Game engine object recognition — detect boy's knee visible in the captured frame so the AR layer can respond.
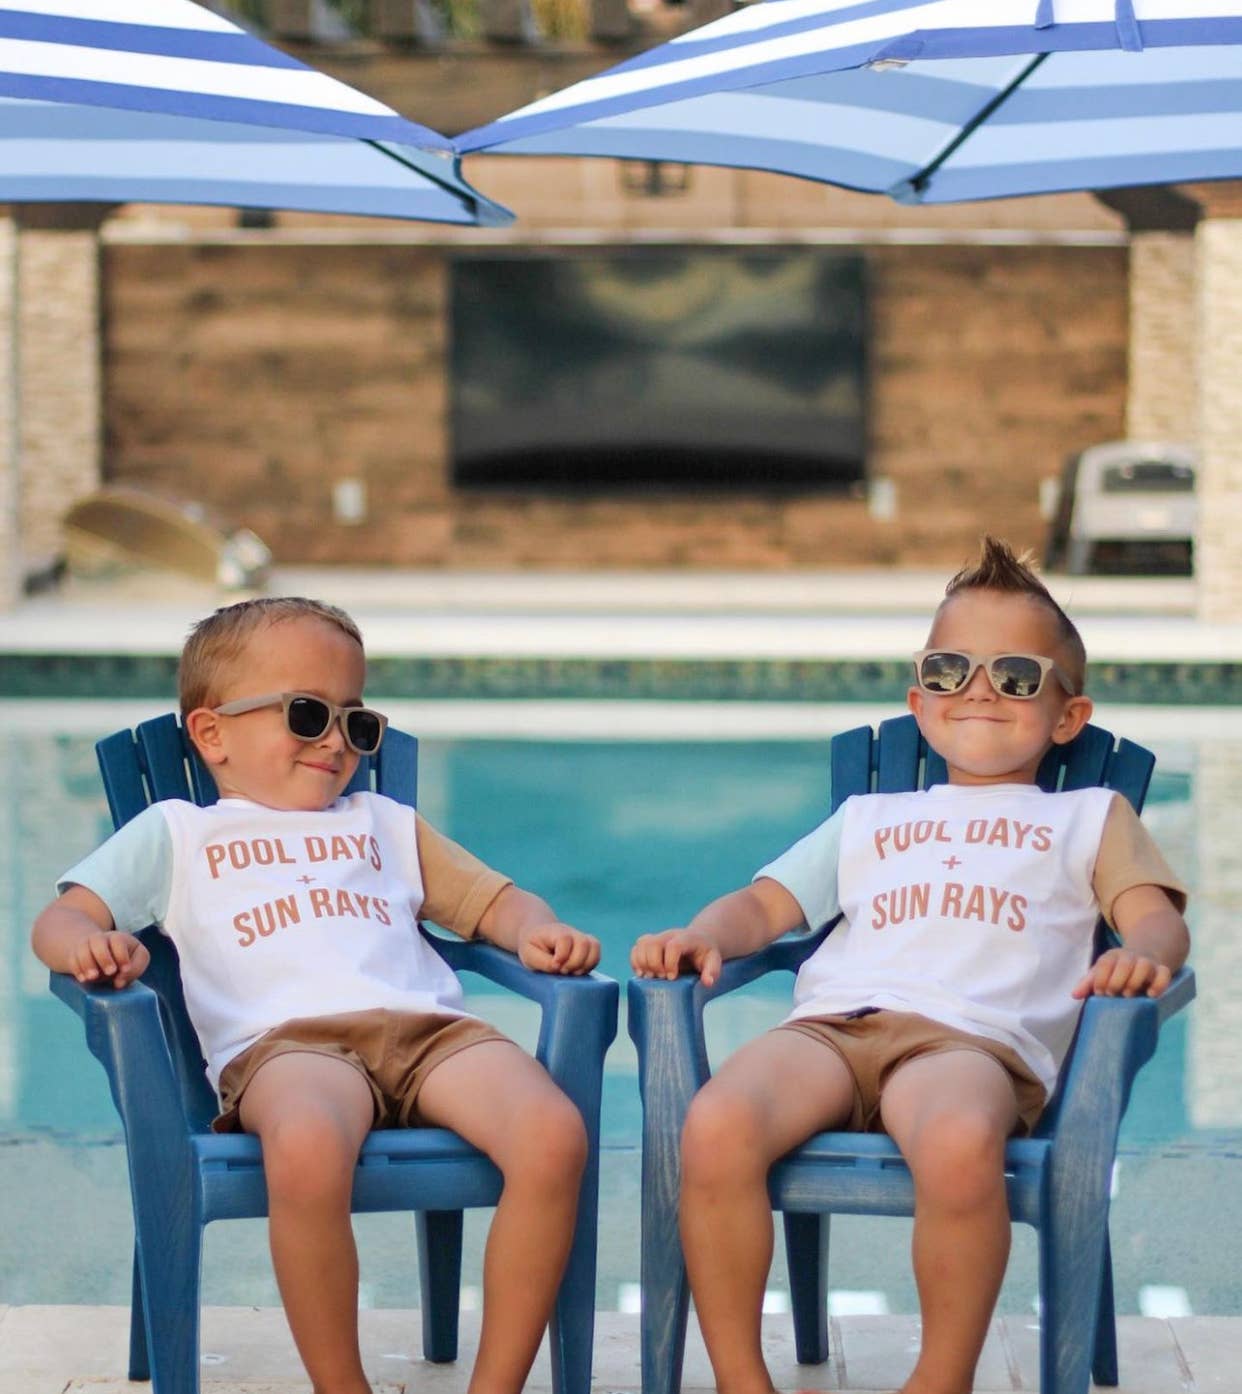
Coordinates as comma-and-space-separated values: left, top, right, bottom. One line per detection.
502, 1091, 587, 1184
681, 1089, 767, 1188
907, 1112, 1008, 1208
260, 1113, 361, 1205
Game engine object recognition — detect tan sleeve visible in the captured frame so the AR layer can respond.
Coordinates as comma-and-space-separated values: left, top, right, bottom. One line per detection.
415, 812, 513, 940
1092, 793, 1188, 926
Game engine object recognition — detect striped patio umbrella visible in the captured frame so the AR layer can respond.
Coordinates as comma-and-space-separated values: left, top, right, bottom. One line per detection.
457, 0, 1242, 204
0, 0, 510, 224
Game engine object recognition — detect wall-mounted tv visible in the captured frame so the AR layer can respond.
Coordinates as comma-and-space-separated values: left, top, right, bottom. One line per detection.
449, 248, 867, 492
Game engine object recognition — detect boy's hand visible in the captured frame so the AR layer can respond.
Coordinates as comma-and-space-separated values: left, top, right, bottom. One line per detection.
67, 930, 150, 989
631, 929, 722, 987
1072, 947, 1173, 1000
516, 923, 601, 975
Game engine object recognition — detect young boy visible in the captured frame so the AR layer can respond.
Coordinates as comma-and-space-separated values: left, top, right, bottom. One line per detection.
32, 596, 600, 1394
631, 538, 1189, 1394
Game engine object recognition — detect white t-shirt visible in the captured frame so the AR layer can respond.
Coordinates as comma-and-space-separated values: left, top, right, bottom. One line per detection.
60, 793, 471, 1089
756, 784, 1181, 1094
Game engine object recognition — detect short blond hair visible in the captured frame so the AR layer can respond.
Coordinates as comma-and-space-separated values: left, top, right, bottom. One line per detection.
940, 536, 1087, 694
178, 597, 363, 716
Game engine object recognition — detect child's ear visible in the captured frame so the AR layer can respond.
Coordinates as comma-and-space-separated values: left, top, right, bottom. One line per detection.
184, 707, 227, 766
1051, 694, 1094, 746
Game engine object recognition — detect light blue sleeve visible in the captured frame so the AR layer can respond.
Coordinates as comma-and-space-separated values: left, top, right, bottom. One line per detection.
57, 804, 174, 934
752, 803, 847, 932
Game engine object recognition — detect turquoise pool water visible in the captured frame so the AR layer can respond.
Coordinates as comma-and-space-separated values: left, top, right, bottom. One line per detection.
2, 716, 1237, 1317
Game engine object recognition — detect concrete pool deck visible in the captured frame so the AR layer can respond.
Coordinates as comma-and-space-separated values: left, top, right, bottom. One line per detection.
0, 568, 1225, 663
3, 567, 1242, 711
3, 1305, 1241, 1394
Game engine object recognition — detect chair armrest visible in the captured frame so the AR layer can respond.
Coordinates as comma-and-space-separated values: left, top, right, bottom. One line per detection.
426, 933, 619, 1126
1044, 966, 1195, 1224
48, 971, 194, 1152
708, 922, 835, 1003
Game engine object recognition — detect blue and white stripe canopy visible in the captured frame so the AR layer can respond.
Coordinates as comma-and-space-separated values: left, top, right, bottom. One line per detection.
0, 1, 511, 224
459, 0, 1242, 204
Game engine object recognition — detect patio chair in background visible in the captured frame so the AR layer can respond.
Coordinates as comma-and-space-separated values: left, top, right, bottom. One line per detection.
48, 714, 618, 1394
628, 714, 1195, 1394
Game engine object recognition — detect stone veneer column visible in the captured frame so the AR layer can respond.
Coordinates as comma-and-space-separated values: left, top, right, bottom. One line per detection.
14, 212, 103, 587
1192, 185, 1242, 620
1126, 232, 1197, 442
0, 214, 17, 609
1192, 741, 1242, 1129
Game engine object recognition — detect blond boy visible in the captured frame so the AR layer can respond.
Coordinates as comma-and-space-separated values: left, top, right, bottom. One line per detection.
33, 597, 599, 1394
632, 539, 1189, 1394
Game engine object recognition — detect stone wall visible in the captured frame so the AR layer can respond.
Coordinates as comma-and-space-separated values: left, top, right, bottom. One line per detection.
101, 236, 1131, 568
101, 234, 1128, 570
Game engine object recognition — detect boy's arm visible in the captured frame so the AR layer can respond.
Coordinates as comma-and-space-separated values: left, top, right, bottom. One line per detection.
1072, 884, 1190, 1000
475, 884, 601, 975
31, 885, 151, 988
631, 877, 806, 988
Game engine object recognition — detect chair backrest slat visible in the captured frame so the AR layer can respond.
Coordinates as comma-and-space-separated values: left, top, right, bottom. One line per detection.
375, 729, 419, 809
135, 717, 196, 805
875, 716, 923, 794
96, 715, 422, 1131
829, 726, 874, 813
1103, 737, 1155, 812
96, 729, 150, 829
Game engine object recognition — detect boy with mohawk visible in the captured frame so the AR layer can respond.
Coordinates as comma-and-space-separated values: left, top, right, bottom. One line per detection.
633, 538, 1189, 1394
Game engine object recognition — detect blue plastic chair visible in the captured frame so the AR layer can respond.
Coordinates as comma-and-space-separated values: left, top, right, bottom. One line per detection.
49, 713, 619, 1394
629, 716, 1195, 1394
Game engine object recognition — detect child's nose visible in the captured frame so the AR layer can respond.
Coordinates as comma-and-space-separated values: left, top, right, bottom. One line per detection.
319, 718, 348, 749
962, 664, 996, 698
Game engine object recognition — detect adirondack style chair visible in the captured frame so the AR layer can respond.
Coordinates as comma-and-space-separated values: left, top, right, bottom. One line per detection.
48, 714, 619, 1394
628, 715, 1195, 1394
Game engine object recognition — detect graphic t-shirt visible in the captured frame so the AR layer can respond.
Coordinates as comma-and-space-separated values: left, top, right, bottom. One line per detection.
755, 784, 1185, 1094
59, 793, 509, 1089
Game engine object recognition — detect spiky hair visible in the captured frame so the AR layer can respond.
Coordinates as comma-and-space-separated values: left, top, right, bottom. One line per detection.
941, 536, 1086, 694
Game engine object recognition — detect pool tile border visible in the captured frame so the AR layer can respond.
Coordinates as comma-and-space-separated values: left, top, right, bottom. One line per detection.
2, 653, 1240, 704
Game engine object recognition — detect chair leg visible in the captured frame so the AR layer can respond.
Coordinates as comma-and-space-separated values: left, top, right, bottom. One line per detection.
1038, 1214, 1106, 1394
416, 1210, 463, 1363
134, 1200, 203, 1394
547, 1161, 600, 1394
783, 1212, 830, 1365
129, 1243, 150, 1381
1092, 1230, 1119, 1387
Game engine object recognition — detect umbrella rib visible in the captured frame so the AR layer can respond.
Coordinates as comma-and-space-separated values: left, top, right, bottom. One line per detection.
366, 138, 513, 224
891, 51, 1049, 203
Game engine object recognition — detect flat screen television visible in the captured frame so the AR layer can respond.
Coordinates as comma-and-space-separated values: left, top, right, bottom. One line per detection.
449, 248, 867, 492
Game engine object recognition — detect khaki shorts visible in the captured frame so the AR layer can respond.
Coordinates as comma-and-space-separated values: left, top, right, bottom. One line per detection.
213, 1008, 511, 1133
776, 1008, 1047, 1137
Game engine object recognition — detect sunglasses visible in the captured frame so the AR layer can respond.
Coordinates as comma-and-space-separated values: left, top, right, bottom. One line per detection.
913, 650, 1074, 701
213, 691, 388, 755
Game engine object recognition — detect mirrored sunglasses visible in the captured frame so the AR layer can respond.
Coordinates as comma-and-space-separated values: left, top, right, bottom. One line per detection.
213, 691, 388, 755
913, 650, 1073, 701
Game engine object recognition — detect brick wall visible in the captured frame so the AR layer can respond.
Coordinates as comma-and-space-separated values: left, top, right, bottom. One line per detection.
102, 238, 1128, 570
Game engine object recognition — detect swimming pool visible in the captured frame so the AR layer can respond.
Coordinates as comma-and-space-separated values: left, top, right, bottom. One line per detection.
2, 706, 1237, 1318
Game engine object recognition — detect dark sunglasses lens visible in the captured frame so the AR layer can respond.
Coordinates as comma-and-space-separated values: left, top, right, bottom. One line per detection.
286, 696, 332, 740
920, 652, 970, 693
990, 656, 1044, 697
346, 709, 383, 754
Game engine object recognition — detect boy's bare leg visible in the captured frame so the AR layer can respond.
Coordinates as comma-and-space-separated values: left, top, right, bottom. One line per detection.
679, 1030, 857, 1394
239, 1052, 376, 1394
878, 1051, 1020, 1394
415, 1040, 589, 1394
